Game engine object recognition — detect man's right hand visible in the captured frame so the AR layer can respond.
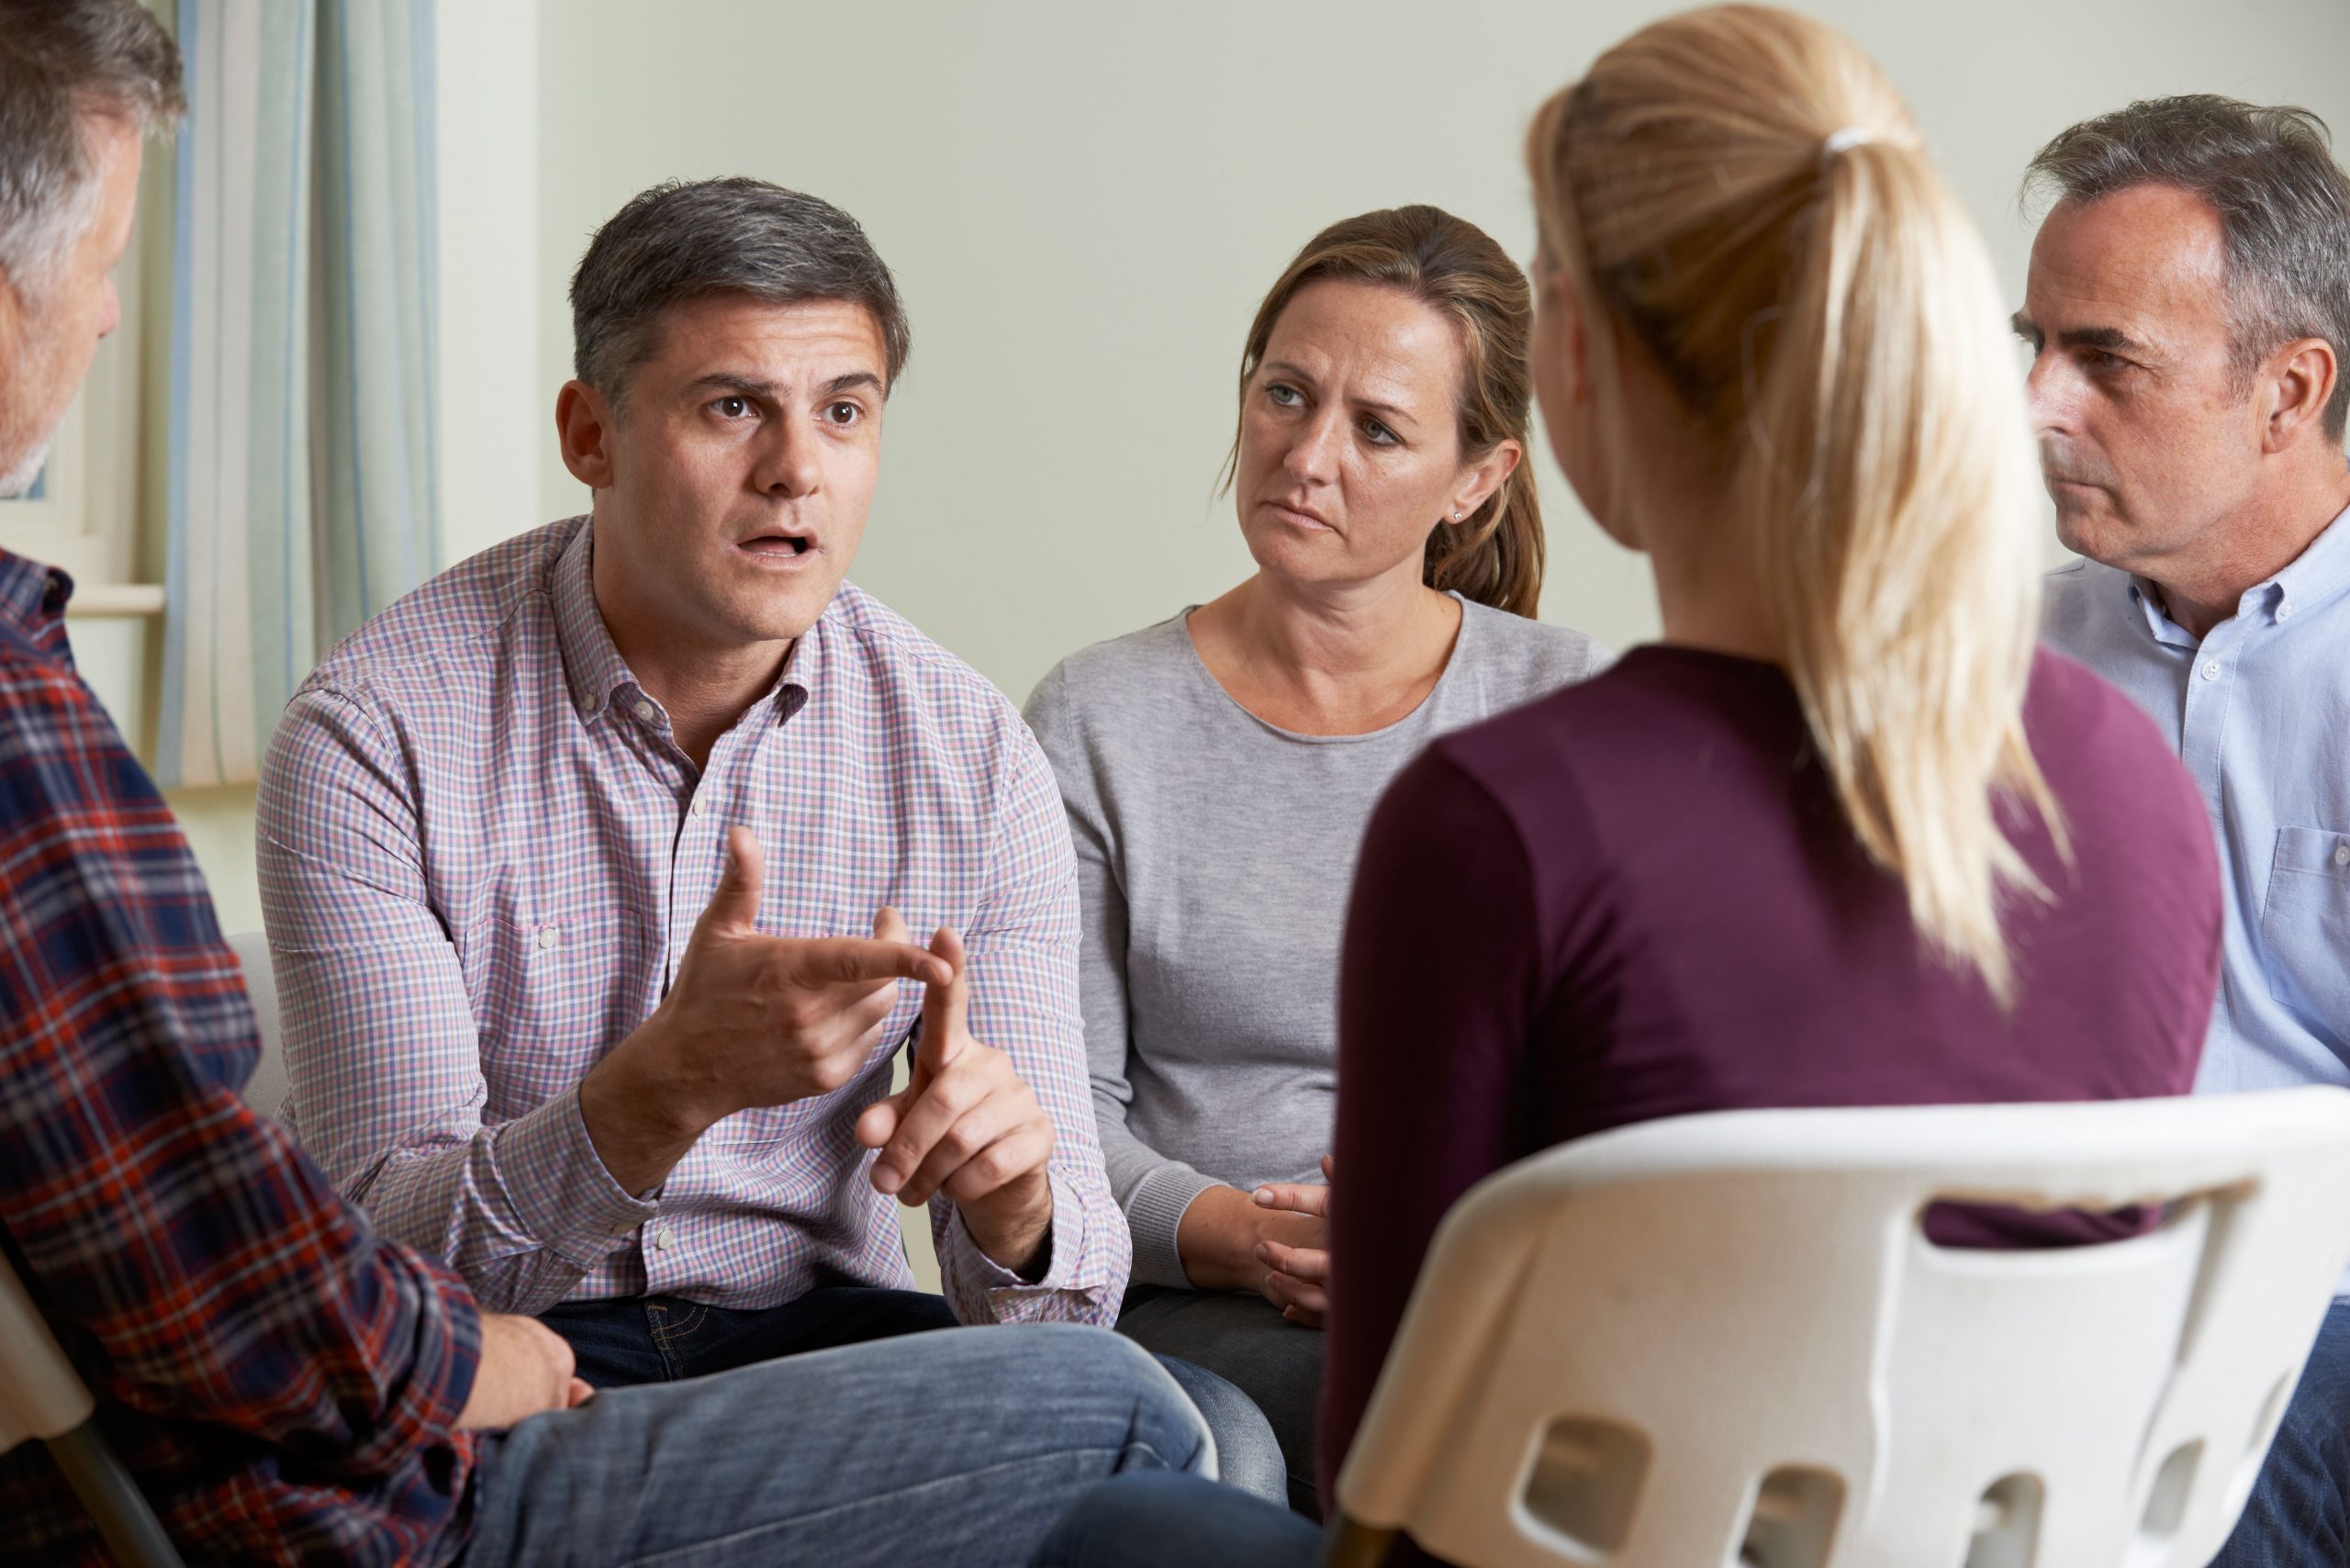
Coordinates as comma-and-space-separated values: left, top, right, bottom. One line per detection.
455, 1314, 594, 1431
578, 826, 953, 1194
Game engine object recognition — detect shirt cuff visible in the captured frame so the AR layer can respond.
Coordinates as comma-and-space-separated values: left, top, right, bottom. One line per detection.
494, 1087, 662, 1269
1125, 1166, 1221, 1290
946, 1166, 1089, 1316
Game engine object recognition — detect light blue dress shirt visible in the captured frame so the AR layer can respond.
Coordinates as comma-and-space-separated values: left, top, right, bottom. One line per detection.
2041, 503, 2350, 1110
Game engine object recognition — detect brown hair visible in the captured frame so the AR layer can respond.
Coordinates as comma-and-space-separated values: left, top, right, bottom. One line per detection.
1527, 5, 2061, 1004
1223, 205, 1546, 617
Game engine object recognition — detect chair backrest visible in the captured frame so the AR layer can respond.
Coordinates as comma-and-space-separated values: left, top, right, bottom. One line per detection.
1333, 1089, 2350, 1568
0, 1249, 95, 1455
223, 931, 287, 1118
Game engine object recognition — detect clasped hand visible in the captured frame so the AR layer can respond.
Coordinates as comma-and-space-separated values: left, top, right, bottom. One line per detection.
1250, 1153, 1334, 1327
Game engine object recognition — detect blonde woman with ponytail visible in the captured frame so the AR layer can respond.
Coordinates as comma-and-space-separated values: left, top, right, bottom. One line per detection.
1025, 10, 2223, 1565
1024, 205, 1606, 1517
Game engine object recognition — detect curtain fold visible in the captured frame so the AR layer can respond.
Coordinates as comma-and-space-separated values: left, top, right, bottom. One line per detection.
161, 0, 438, 790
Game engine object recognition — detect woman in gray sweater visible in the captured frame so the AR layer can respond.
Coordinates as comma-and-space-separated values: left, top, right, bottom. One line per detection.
1024, 206, 1605, 1515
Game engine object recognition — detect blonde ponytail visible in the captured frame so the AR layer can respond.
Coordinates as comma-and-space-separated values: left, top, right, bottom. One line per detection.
1528, 5, 2064, 1003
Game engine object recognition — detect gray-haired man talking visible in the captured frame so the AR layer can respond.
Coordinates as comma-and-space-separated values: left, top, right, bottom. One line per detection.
2020, 96, 2350, 1564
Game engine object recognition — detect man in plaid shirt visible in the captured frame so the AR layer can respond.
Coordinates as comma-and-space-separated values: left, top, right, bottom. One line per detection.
0, 5, 1212, 1562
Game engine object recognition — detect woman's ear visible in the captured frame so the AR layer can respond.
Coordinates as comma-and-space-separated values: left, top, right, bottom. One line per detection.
1450, 440, 1524, 521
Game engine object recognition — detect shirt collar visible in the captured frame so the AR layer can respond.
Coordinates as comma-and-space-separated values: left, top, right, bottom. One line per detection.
2266, 500, 2350, 625
551, 518, 816, 727
2116, 499, 2350, 644
0, 548, 74, 659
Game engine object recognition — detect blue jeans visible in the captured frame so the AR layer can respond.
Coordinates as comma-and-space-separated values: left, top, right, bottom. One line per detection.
541, 1286, 1290, 1505
1029, 1471, 1323, 1568
1120, 1284, 1326, 1516
2215, 1298, 2350, 1566
460, 1324, 1213, 1567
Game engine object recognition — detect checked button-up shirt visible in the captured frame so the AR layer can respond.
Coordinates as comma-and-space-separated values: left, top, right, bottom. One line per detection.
0, 548, 481, 1565
257, 516, 1128, 1323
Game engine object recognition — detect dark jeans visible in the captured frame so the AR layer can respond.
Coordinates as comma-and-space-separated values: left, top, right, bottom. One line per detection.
2214, 1298, 2350, 1566
1029, 1471, 1322, 1568
1120, 1283, 1326, 1517
542, 1285, 959, 1384
542, 1286, 1290, 1505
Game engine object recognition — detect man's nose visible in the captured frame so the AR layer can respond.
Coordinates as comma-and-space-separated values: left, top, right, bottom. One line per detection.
755, 414, 822, 498
2022, 350, 2079, 442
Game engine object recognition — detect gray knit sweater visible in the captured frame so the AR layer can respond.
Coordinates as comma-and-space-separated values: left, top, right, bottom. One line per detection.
1023, 599, 1606, 1288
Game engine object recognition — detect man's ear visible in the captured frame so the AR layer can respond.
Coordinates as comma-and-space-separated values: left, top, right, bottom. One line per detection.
555, 379, 618, 489
2263, 335, 2340, 455
0, 263, 25, 369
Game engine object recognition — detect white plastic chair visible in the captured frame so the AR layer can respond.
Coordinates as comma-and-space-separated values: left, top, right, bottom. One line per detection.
1326, 1088, 2350, 1568
0, 1251, 185, 1566
224, 930, 287, 1117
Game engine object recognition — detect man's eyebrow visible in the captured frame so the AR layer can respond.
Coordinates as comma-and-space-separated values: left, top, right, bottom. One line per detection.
820, 371, 883, 398
2010, 313, 2152, 357
2054, 324, 2151, 355
1261, 359, 1419, 427
686, 372, 777, 400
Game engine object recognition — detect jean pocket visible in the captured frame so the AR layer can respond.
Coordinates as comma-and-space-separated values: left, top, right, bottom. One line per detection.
2259, 826, 2350, 1044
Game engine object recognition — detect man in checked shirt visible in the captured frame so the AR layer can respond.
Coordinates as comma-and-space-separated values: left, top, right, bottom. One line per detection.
252, 176, 1281, 1487
0, 5, 1216, 1562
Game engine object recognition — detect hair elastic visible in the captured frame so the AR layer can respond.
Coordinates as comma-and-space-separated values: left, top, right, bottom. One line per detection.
1822, 126, 1873, 159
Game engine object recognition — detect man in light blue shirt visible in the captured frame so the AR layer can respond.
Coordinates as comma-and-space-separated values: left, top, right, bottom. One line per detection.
2020, 96, 2350, 1565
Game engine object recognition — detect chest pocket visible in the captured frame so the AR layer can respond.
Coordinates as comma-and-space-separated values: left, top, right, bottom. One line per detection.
465, 903, 648, 1114
2259, 826, 2350, 1047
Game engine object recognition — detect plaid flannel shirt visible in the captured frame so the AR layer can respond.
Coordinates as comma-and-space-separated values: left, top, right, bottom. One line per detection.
255, 517, 1129, 1322
0, 548, 482, 1566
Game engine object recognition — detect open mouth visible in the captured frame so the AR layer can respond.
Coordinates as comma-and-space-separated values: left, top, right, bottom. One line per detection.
737, 532, 814, 559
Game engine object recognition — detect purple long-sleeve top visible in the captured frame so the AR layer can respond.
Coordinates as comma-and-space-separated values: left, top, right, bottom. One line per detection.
1321, 644, 2223, 1506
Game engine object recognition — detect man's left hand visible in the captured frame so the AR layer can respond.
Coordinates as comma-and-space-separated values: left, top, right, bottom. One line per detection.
855, 927, 1056, 1279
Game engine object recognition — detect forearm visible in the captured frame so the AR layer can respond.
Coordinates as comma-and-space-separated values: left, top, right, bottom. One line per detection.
940, 1160, 1129, 1326
1171, 1182, 1273, 1293
576, 1013, 717, 1196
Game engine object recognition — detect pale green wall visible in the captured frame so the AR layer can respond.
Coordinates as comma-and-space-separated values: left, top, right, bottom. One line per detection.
534, 0, 2350, 708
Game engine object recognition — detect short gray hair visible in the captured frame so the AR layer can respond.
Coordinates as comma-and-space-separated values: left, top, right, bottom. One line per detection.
569, 178, 911, 414
2026, 95, 2350, 443
0, 0, 182, 293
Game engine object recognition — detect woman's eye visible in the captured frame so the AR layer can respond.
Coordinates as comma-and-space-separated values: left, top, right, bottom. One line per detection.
1267, 383, 1302, 408
1362, 418, 1398, 446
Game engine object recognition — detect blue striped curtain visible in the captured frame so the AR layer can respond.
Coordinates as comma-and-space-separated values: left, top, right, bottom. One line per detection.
160, 0, 438, 789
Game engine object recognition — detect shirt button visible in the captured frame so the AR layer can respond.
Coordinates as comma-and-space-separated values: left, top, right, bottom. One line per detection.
2279, 603, 2297, 622
651, 1224, 671, 1251
537, 924, 561, 950
2335, 844, 2349, 869
692, 796, 708, 817
2201, 661, 2221, 681
633, 699, 657, 722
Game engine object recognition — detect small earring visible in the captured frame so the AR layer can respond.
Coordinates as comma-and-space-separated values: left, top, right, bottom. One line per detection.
1451, 510, 1465, 522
